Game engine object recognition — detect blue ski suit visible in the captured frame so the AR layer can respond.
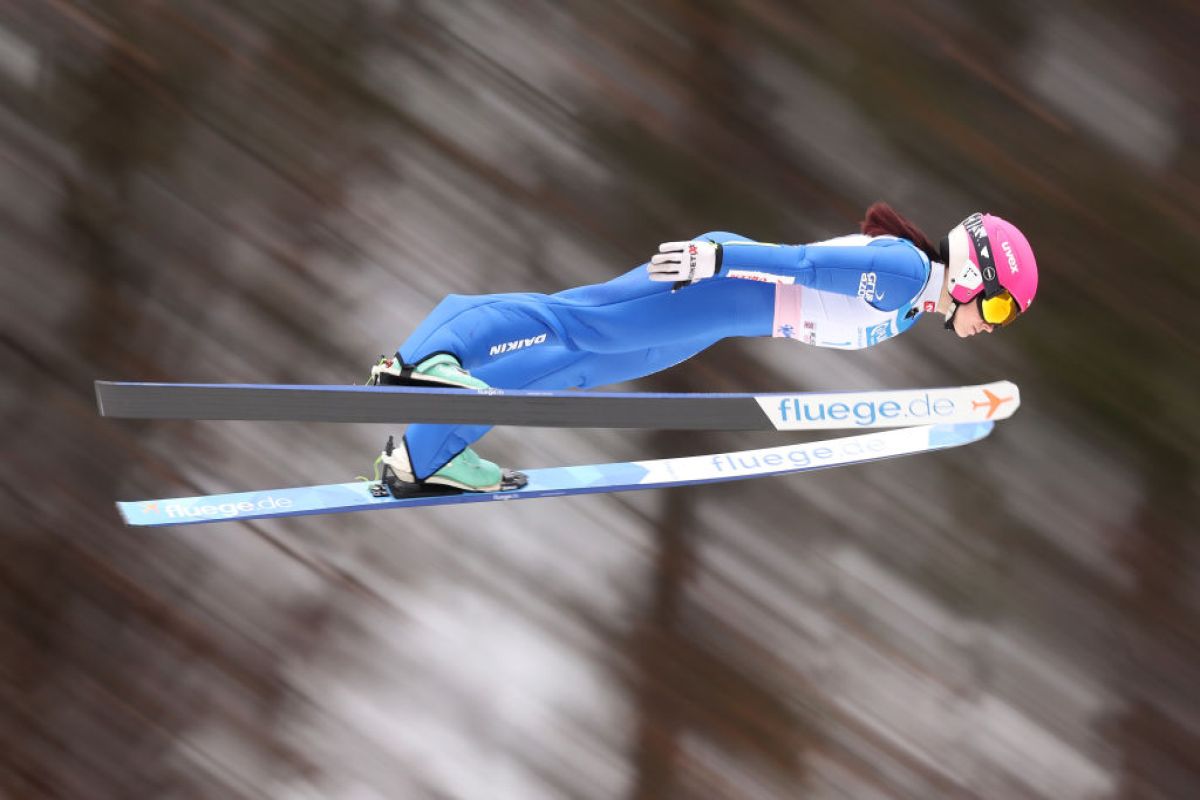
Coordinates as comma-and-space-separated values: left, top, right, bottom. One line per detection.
397, 231, 939, 478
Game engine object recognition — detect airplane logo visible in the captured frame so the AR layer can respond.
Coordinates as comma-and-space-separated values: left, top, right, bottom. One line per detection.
972, 388, 1014, 419
142, 502, 159, 513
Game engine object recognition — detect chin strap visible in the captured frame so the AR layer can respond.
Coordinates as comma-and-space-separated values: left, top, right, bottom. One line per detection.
943, 300, 959, 331
934, 249, 959, 332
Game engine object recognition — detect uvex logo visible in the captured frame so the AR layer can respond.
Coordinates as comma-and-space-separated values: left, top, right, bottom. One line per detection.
1001, 240, 1019, 273
489, 333, 547, 356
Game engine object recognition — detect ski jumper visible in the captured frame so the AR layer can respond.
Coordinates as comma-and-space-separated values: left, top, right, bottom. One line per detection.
397, 232, 944, 478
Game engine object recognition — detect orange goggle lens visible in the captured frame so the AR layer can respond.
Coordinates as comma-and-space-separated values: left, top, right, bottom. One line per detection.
979, 291, 1019, 326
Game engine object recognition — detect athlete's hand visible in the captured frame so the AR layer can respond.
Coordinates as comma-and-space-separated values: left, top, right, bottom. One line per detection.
648, 240, 723, 284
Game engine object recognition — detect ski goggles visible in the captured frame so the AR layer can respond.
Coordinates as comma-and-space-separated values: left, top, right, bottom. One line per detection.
978, 290, 1020, 326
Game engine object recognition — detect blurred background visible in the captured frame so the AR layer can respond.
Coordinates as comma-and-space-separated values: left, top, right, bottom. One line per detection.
2, 1, 1198, 798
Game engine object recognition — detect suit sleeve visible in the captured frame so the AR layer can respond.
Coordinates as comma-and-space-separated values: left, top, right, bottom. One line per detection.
710, 236, 930, 312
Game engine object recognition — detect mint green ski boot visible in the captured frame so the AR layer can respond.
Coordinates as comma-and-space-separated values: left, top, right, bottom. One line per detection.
377, 436, 527, 494
368, 354, 488, 390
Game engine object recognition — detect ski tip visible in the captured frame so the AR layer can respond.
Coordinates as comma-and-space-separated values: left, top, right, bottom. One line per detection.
929, 421, 994, 448
976, 381, 1020, 421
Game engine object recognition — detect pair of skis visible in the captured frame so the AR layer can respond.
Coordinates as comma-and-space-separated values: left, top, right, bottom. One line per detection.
96, 379, 1020, 527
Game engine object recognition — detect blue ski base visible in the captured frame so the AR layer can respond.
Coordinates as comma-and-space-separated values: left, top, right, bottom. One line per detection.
118, 423, 993, 527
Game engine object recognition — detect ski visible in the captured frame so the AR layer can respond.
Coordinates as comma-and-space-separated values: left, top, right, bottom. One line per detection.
117, 422, 992, 527
95, 379, 1019, 431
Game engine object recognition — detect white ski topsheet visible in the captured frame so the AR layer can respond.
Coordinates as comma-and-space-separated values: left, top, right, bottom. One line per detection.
757, 380, 1019, 429
118, 422, 993, 527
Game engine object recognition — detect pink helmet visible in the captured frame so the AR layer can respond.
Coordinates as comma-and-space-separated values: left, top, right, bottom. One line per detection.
942, 213, 1038, 325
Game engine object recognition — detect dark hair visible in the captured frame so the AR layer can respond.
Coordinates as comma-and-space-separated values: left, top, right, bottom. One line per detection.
860, 202, 942, 264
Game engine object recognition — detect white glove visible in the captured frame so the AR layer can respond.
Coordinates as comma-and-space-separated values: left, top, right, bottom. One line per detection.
648, 240, 722, 284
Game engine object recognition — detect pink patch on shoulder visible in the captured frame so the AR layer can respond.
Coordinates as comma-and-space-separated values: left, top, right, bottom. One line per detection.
774, 285, 803, 338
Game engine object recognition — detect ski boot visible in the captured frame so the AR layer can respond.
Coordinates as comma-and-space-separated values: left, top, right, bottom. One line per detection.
367, 353, 488, 391
373, 435, 527, 497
